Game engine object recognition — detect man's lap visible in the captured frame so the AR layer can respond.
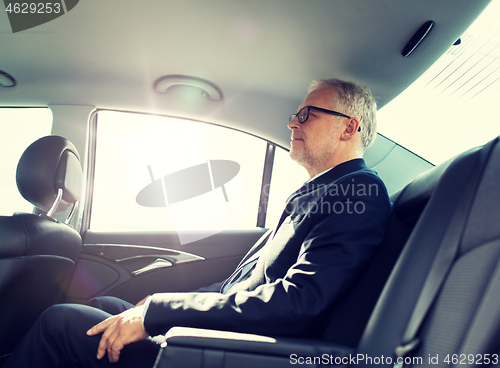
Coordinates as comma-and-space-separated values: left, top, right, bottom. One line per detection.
3, 298, 162, 368
87, 295, 136, 314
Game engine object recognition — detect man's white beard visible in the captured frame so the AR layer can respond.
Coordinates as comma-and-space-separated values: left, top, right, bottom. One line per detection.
290, 139, 335, 171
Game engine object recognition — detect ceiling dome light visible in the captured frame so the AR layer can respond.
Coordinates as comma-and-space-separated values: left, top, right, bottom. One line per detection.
0, 70, 16, 87
154, 75, 223, 101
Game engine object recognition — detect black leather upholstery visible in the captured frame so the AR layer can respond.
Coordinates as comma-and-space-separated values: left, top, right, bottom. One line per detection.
16, 135, 83, 212
0, 135, 83, 356
356, 139, 500, 366
0, 213, 81, 260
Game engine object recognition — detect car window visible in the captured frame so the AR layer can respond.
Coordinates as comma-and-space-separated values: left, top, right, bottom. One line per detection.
90, 111, 268, 238
0, 108, 53, 216
265, 147, 308, 228
379, 0, 500, 165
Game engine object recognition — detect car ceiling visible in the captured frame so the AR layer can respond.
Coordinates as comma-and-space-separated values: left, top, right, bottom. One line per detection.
0, 0, 490, 149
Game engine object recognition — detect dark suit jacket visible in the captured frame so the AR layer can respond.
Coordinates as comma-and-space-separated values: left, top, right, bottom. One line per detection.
144, 158, 392, 338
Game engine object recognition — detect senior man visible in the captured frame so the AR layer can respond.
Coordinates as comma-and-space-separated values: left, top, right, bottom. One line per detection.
3, 79, 392, 368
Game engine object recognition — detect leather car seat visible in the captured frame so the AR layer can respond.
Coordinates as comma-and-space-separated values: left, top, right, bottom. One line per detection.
0, 135, 83, 357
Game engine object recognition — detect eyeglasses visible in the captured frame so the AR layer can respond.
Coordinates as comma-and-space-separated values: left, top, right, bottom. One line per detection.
289, 105, 361, 131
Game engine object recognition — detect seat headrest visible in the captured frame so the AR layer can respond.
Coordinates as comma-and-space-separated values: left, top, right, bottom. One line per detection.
16, 135, 83, 213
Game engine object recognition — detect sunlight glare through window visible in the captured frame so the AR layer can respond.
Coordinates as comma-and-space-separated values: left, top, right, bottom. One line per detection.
378, 0, 500, 165
0, 108, 52, 215
91, 111, 266, 239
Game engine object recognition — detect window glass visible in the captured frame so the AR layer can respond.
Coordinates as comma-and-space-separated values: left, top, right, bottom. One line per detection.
265, 146, 308, 228
0, 108, 53, 215
91, 111, 267, 242
378, 0, 500, 165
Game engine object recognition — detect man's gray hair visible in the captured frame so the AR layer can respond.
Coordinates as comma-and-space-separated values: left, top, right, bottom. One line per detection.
309, 78, 377, 150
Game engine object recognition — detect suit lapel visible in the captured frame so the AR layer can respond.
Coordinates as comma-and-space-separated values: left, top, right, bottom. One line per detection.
221, 159, 368, 293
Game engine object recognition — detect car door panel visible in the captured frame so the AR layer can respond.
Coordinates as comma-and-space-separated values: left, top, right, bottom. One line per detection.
66, 229, 267, 304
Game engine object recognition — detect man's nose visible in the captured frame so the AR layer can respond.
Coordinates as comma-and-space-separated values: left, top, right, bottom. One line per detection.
288, 116, 300, 130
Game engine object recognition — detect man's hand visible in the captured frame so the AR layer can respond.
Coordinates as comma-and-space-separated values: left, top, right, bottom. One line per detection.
135, 295, 151, 307
87, 305, 150, 363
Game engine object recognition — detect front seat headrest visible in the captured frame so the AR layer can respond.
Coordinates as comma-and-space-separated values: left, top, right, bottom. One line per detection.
16, 135, 83, 213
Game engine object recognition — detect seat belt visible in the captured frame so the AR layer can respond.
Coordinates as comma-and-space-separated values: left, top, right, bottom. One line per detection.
393, 138, 498, 367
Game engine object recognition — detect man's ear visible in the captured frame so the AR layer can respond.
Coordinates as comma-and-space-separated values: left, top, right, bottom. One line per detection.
340, 118, 360, 141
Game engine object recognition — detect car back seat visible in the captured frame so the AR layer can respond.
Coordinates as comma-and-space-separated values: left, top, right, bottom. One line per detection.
152, 138, 498, 368
355, 139, 500, 366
